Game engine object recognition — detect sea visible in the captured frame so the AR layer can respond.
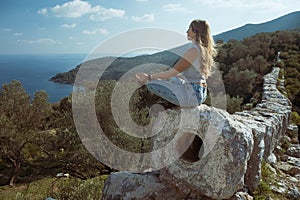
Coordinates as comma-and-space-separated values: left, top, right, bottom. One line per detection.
0, 54, 86, 103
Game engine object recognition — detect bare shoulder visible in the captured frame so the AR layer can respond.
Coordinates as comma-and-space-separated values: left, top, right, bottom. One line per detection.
183, 47, 197, 62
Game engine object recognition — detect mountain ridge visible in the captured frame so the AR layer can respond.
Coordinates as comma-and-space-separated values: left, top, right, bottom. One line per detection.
214, 11, 300, 42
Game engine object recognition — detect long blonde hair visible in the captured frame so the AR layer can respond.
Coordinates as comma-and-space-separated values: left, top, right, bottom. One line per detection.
190, 20, 217, 78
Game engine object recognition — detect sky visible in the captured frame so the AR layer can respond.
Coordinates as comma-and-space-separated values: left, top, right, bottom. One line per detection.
1, 0, 299, 55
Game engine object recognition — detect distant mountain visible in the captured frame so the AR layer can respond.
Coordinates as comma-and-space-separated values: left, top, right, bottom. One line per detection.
214, 11, 300, 42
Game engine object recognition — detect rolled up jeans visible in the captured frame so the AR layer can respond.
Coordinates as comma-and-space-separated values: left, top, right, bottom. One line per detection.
146, 77, 207, 107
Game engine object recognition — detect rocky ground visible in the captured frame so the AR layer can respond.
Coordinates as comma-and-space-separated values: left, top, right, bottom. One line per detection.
226, 125, 299, 200
261, 123, 300, 200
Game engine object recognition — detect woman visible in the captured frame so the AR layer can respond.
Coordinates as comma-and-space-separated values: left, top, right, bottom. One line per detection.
136, 20, 217, 108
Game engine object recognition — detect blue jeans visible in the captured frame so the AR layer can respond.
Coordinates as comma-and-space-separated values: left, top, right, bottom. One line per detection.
146, 77, 207, 107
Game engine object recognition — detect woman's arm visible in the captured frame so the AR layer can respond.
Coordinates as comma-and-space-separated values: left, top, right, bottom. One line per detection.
136, 47, 197, 82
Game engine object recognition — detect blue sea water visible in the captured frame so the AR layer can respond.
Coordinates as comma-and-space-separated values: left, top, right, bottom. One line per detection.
0, 54, 86, 103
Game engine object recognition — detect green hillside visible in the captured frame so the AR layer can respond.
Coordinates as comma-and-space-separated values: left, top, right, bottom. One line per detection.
214, 11, 300, 42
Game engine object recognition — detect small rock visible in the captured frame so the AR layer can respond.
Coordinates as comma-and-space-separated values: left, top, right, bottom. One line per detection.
276, 159, 300, 175
288, 186, 300, 199
286, 145, 300, 158
270, 184, 287, 194
287, 156, 300, 167
267, 153, 277, 164
281, 135, 292, 143
286, 123, 299, 143
56, 173, 64, 177
230, 192, 253, 200
287, 166, 300, 176
291, 138, 299, 144
45, 198, 56, 200
56, 173, 70, 178
288, 176, 299, 183
280, 154, 289, 161
267, 164, 277, 174
276, 161, 293, 172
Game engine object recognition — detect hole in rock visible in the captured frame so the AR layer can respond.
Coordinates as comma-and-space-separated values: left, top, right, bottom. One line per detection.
177, 132, 203, 163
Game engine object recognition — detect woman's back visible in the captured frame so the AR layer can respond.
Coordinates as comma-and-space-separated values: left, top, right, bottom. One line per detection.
179, 43, 205, 83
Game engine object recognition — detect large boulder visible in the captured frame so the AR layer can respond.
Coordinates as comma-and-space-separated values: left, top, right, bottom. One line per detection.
152, 106, 253, 199
102, 105, 254, 200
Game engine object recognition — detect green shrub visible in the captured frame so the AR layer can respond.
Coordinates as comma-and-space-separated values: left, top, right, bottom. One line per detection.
291, 111, 300, 126
49, 176, 107, 200
253, 162, 273, 199
226, 95, 244, 113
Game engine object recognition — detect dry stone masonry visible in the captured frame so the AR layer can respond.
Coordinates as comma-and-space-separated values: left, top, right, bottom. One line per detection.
102, 67, 294, 200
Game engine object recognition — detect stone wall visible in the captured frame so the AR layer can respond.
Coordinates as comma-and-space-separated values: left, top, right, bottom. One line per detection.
102, 67, 292, 200
234, 67, 291, 192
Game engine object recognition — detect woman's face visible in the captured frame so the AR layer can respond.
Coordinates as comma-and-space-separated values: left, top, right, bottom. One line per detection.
186, 25, 196, 41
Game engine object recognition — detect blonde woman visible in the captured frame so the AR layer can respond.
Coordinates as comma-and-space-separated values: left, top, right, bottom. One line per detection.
136, 20, 217, 107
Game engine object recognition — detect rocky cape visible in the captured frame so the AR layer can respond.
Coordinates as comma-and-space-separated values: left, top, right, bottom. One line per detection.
101, 67, 300, 200
49, 51, 182, 84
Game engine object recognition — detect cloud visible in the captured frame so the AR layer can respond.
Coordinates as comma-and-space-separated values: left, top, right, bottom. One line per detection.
90, 7, 125, 21
17, 38, 59, 45
132, 13, 154, 22
13, 33, 23, 36
82, 30, 96, 35
38, 0, 125, 21
61, 23, 77, 28
38, 8, 48, 16
49, 0, 99, 18
82, 28, 109, 35
98, 28, 109, 35
163, 3, 189, 12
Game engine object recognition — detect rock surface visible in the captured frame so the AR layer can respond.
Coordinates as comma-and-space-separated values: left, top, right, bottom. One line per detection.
102, 67, 293, 200
286, 145, 300, 158
101, 172, 180, 200
234, 67, 292, 192
152, 106, 253, 199
230, 192, 253, 200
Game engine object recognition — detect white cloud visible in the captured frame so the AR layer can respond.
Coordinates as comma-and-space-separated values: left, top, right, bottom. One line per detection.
49, 0, 100, 18
82, 30, 96, 35
38, 8, 48, 16
17, 38, 59, 45
13, 33, 23, 36
38, 0, 125, 21
132, 13, 154, 22
61, 23, 77, 28
82, 28, 109, 35
90, 7, 125, 21
163, 3, 189, 12
98, 28, 109, 35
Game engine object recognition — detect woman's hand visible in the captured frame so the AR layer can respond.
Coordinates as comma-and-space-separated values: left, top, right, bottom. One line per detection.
135, 72, 149, 84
